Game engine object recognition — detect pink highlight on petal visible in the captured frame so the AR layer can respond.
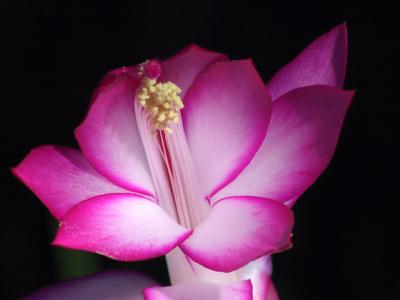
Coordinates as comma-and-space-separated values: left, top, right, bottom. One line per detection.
215, 86, 354, 204
159, 44, 228, 98
267, 23, 348, 100
143, 280, 253, 300
183, 59, 272, 199
180, 196, 294, 272
53, 193, 192, 261
12, 145, 130, 220
75, 73, 155, 196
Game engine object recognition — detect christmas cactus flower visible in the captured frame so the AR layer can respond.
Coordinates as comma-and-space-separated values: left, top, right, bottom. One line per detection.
14, 23, 353, 299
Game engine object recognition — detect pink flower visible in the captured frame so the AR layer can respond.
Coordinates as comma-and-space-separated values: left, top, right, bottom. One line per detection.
14, 23, 353, 299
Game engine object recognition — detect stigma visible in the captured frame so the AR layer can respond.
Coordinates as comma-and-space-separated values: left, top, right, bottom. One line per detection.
137, 60, 184, 134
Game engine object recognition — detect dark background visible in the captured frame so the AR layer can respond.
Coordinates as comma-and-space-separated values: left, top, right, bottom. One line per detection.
1, 1, 398, 299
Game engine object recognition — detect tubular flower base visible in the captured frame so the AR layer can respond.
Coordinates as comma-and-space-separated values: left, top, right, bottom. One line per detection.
14, 23, 353, 299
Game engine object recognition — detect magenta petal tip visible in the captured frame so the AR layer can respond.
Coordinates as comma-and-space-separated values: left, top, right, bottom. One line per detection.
267, 23, 348, 100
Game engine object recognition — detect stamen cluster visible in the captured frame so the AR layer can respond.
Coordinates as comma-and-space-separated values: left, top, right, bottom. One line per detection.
138, 77, 184, 133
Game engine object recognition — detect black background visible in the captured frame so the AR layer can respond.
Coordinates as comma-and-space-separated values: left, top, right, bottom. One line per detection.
1, 1, 398, 299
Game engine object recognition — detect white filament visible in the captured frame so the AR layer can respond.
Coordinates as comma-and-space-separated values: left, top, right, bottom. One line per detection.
134, 100, 208, 229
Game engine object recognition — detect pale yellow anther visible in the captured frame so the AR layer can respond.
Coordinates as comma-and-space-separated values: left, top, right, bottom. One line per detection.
157, 112, 166, 122
137, 76, 184, 133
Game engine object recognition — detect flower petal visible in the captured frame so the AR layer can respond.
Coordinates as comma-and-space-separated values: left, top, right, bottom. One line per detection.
265, 282, 279, 300
246, 265, 279, 300
23, 270, 156, 300
159, 44, 228, 98
183, 60, 272, 198
180, 196, 294, 272
235, 256, 277, 300
143, 280, 253, 300
215, 86, 354, 204
53, 193, 192, 261
97, 66, 137, 90
12, 145, 130, 220
75, 73, 155, 195
267, 23, 348, 100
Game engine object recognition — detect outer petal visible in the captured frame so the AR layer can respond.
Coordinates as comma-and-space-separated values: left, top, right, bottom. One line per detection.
180, 196, 294, 272
23, 270, 156, 300
159, 44, 228, 98
183, 60, 272, 198
143, 280, 252, 300
215, 86, 354, 204
53, 194, 192, 261
75, 73, 155, 195
97, 66, 138, 90
267, 23, 348, 100
86, 66, 139, 109
12, 145, 129, 220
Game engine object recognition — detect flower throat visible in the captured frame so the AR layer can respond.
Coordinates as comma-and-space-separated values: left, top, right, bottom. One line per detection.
134, 60, 209, 229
